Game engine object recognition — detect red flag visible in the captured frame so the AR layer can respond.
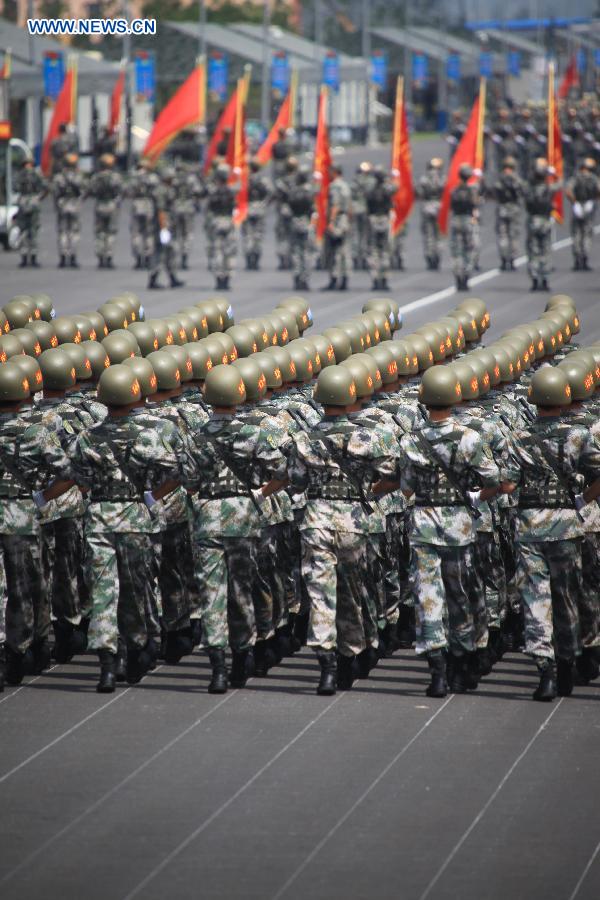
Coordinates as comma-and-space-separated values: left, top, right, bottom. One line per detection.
41, 63, 77, 176
558, 55, 579, 100
0, 49, 11, 80
548, 62, 564, 223
203, 87, 238, 174
313, 86, 331, 242
390, 77, 414, 235
109, 66, 126, 135
232, 77, 249, 226
143, 60, 205, 162
437, 80, 486, 235
255, 84, 294, 167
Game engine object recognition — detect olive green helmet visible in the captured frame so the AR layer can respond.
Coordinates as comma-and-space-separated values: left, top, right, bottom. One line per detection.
565, 349, 598, 379
488, 344, 515, 383
25, 320, 59, 351
3, 299, 32, 329
546, 294, 576, 312
438, 317, 463, 355
464, 355, 491, 395
239, 319, 270, 351
122, 356, 158, 397
369, 309, 393, 342
268, 313, 290, 346
416, 325, 448, 363
531, 320, 557, 357
419, 366, 462, 407
455, 298, 488, 333
183, 342, 213, 381
163, 316, 187, 346
39, 348, 77, 391
97, 364, 143, 407
8, 354, 43, 393
469, 348, 501, 387
310, 334, 336, 368
336, 321, 364, 354
366, 344, 398, 385
53, 316, 81, 346
146, 351, 181, 391
448, 307, 480, 343
0, 334, 25, 360
340, 356, 375, 398
557, 359, 595, 402
175, 313, 199, 343
277, 297, 313, 332
71, 314, 96, 342
204, 365, 246, 406
263, 345, 296, 383
98, 303, 129, 333
358, 312, 379, 346
257, 317, 278, 347
314, 366, 357, 408
287, 342, 314, 383
201, 335, 229, 368
226, 325, 258, 358
11, 295, 41, 322
322, 328, 352, 363
179, 307, 209, 339
162, 344, 194, 382
82, 310, 108, 339
254, 352, 283, 390
102, 331, 139, 363
29, 293, 56, 322
381, 338, 416, 376
0, 362, 31, 402
211, 332, 238, 364
81, 340, 111, 380
147, 319, 174, 348
528, 367, 572, 407
128, 322, 160, 356
274, 308, 300, 342
232, 357, 267, 401
10, 328, 42, 358
363, 298, 401, 333
350, 352, 383, 391
275, 301, 304, 334
450, 360, 480, 400
61, 343, 93, 381
405, 334, 434, 372
196, 302, 224, 333
208, 297, 234, 329
109, 296, 136, 324
0, 310, 9, 335
288, 338, 321, 376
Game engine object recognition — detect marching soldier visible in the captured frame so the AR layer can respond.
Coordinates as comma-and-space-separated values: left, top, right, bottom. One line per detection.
15, 158, 47, 269
274, 156, 298, 270
51, 152, 86, 269
417, 157, 444, 271
242, 158, 271, 271
50, 122, 78, 175
493, 156, 523, 271
147, 166, 184, 290
127, 158, 160, 270
271, 126, 292, 181
566, 157, 600, 271
449, 163, 479, 291
325, 164, 352, 291
85, 153, 124, 269
524, 157, 561, 292
172, 161, 202, 270
205, 162, 237, 290
350, 161, 372, 270
287, 164, 315, 290
365, 164, 396, 291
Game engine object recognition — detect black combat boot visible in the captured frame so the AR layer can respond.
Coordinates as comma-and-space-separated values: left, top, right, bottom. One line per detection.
53, 620, 75, 664
19, 255, 28, 268
181, 253, 188, 270
582, 256, 592, 271
380, 277, 390, 290
425, 650, 448, 698
575, 647, 600, 684
448, 653, 468, 693
336, 653, 355, 690
70, 618, 89, 657
540, 278, 549, 291
106, 256, 114, 269
572, 256, 581, 271
169, 273, 184, 288
31, 639, 52, 675
372, 278, 381, 291
126, 642, 153, 685
207, 648, 228, 693
30, 254, 39, 267
69, 254, 78, 268
114, 638, 127, 682
190, 618, 203, 648
357, 646, 379, 678
475, 646, 493, 678
316, 651, 337, 696
274, 624, 293, 659
338, 276, 348, 290
148, 272, 161, 289
5, 646, 31, 686
556, 658, 574, 697
0, 643, 5, 692
98, 256, 105, 268
396, 604, 415, 649
97, 650, 116, 693
134, 255, 142, 269
533, 660, 556, 702
488, 628, 505, 664
530, 278, 538, 292
59, 254, 66, 268
164, 628, 193, 665
293, 610, 309, 648
324, 277, 337, 291
229, 648, 252, 688
253, 640, 269, 677
465, 652, 480, 690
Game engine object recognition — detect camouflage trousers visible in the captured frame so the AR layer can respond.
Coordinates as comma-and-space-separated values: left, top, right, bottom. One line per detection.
196, 535, 258, 651
275, 211, 292, 265
0, 552, 5, 644
41, 517, 88, 626
411, 542, 482, 657
580, 532, 600, 648
571, 216, 594, 261
365, 533, 386, 644
18, 209, 41, 254
449, 216, 475, 279
290, 221, 313, 283
131, 213, 154, 260
391, 224, 407, 269
302, 527, 368, 657
85, 531, 155, 654
421, 213, 441, 264
384, 512, 411, 615
1, 533, 48, 655
149, 241, 176, 278
526, 215, 552, 279
158, 521, 194, 633
211, 221, 237, 279
56, 210, 80, 254
255, 524, 287, 640
496, 206, 521, 263
175, 211, 195, 256
474, 531, 507, 632
516, 539, 583, 662
352, 213, 369, 267
367, 216, 391, 280
241, 214, 266, 258
94, 209, 119, 257
328, 216, 350, 280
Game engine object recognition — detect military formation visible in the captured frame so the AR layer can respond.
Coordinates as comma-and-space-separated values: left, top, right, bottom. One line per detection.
0, 287, 598, 705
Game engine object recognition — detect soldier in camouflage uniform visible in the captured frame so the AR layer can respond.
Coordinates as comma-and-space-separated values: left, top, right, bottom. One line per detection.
566, 158, 600, 271
399, 366, 501, 697
147, 167, 184, 290
417, 158, 444, 270
0, 366, 74, 687
350, 161, 372, 270
271, 126, 292, 183
365, 165, 396, 290
242, 158, 271, 271
15, 158, 47, 268
493, 156, 523, 271
510, 367, 600, 701
50, 123, 78, 175
274, 156, 298, 270
325, 164, 352, 291
51, 152, 86, 269
85, 153, 123, 269
524, 157, 562, 292
449, 163, 480, 291
127, 159, 160, 269
172, 161, 202, 270
287, 165, 315, 290
205, 163, 237, 290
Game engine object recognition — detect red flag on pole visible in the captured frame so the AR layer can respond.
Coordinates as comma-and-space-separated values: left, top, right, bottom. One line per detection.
548, 62, 564, 223
232, 75, 250, 226
0, 49, 11, 80
109, 65, 126, 135
558, 55, 579, 100
255, 71, 297, 167
41, 61, 77, 176
437, 79, 486, 235
313, 86, 331, 242
143, 59, 205, 162
203, 87, 238, 174
390, 76, 414, 235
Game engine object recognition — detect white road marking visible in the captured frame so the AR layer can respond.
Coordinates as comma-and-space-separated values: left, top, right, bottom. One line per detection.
567, 837, 600, 900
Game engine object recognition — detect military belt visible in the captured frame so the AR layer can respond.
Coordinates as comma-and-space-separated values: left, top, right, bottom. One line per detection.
90, 491, 141, 503
414, 499, 464, 507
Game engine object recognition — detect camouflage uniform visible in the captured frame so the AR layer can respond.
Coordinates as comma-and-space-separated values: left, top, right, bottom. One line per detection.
127, 165, 161, 267
148, 177, 180, 286
172, 164, 202, 268
350, 170, 372, 269
417, 170, 443, 269
51, 167, 86, 262
274, 169, 295, 269
15, 165, 46, 264
327, 176, 352, 285
494, 170, 523, 268
86, 166, 124, 265
524, 180, 560, 284
287, 175, 315, 289
449, 181, 479, 286
50, 131, 77, 174
566, 169, 600, 269
242, 169, 271, 269
365, 177, 396, 286
205, 179, 237, 286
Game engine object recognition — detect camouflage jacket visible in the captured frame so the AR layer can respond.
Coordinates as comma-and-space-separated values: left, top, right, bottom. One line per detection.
400, 418, 499, 547
347, 405, 404, 522
236, 403, 294, 525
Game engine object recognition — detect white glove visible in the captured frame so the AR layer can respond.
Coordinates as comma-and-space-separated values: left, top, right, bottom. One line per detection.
144, 490, 157, 509
584, 200, 594, 215
573, 202, 584, 219
574, 493, 587, 512
32, 490, 47, 509
466, 490, 482, 508
547, 165, 556, 175
159, 228, 171, 246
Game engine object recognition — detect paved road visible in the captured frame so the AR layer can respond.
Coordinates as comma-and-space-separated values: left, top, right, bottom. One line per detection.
0, 136, 599, 900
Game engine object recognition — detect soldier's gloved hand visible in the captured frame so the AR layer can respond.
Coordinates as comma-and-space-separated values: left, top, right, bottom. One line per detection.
466, 490, 482, 507
573, 202, 584, 219
584, 200, 595, 215
574, 493, 587, 512
159, 228, 171, 246
32, 490, 48, 509
144, 490, 158, 509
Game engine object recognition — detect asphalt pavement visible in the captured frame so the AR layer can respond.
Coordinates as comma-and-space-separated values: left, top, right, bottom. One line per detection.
0, 135, 599, 900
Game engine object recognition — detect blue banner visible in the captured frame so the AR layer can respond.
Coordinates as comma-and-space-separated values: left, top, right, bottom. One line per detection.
595, 48, 600, 67
134, 51, 155, 103
507, 50, 521, 76
370, 51, 387, 90
43, 52, 65, 101
208, 52, 228, 101
446, 53, 461, 82
479, 52, 493, 77
412, 53, 428, 86
576, 47, 587, 72
323, 52, 340, 92
271, 52, 290, 95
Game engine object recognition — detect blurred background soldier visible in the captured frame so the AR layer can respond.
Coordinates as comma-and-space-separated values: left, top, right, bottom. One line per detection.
350, 161, 372, 271
325, 164, 352, 291
127, 158, 160, 270
172, 160, 202, 270
215, 126, 231, 160
93, 125, 117, 169
274, 156, 298, 270
446, 110, 466, 161
566, 158, 600, 271
524, 157, 561, 292
449, 162, 478, 291
417, 157, 444, 271
148, 166, 184, 290
15, 157, 46, 269
51, 152, 85, 269
85, 153, 123, 269
242, 158, 271, 271
205, 162, 237, 290
271, 126, 292, 181
50, 122, 77, 175
365, 164, 396, 291
288, 164, 315, 290
493, 156, 523, 271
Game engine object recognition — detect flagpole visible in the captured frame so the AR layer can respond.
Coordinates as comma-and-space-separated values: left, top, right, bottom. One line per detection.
547, 61, 554, 165
290, 67, 298, 129
260, 0, 272, 131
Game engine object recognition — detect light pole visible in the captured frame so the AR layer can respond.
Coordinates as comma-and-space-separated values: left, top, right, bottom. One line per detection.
261, 0, 272, 132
